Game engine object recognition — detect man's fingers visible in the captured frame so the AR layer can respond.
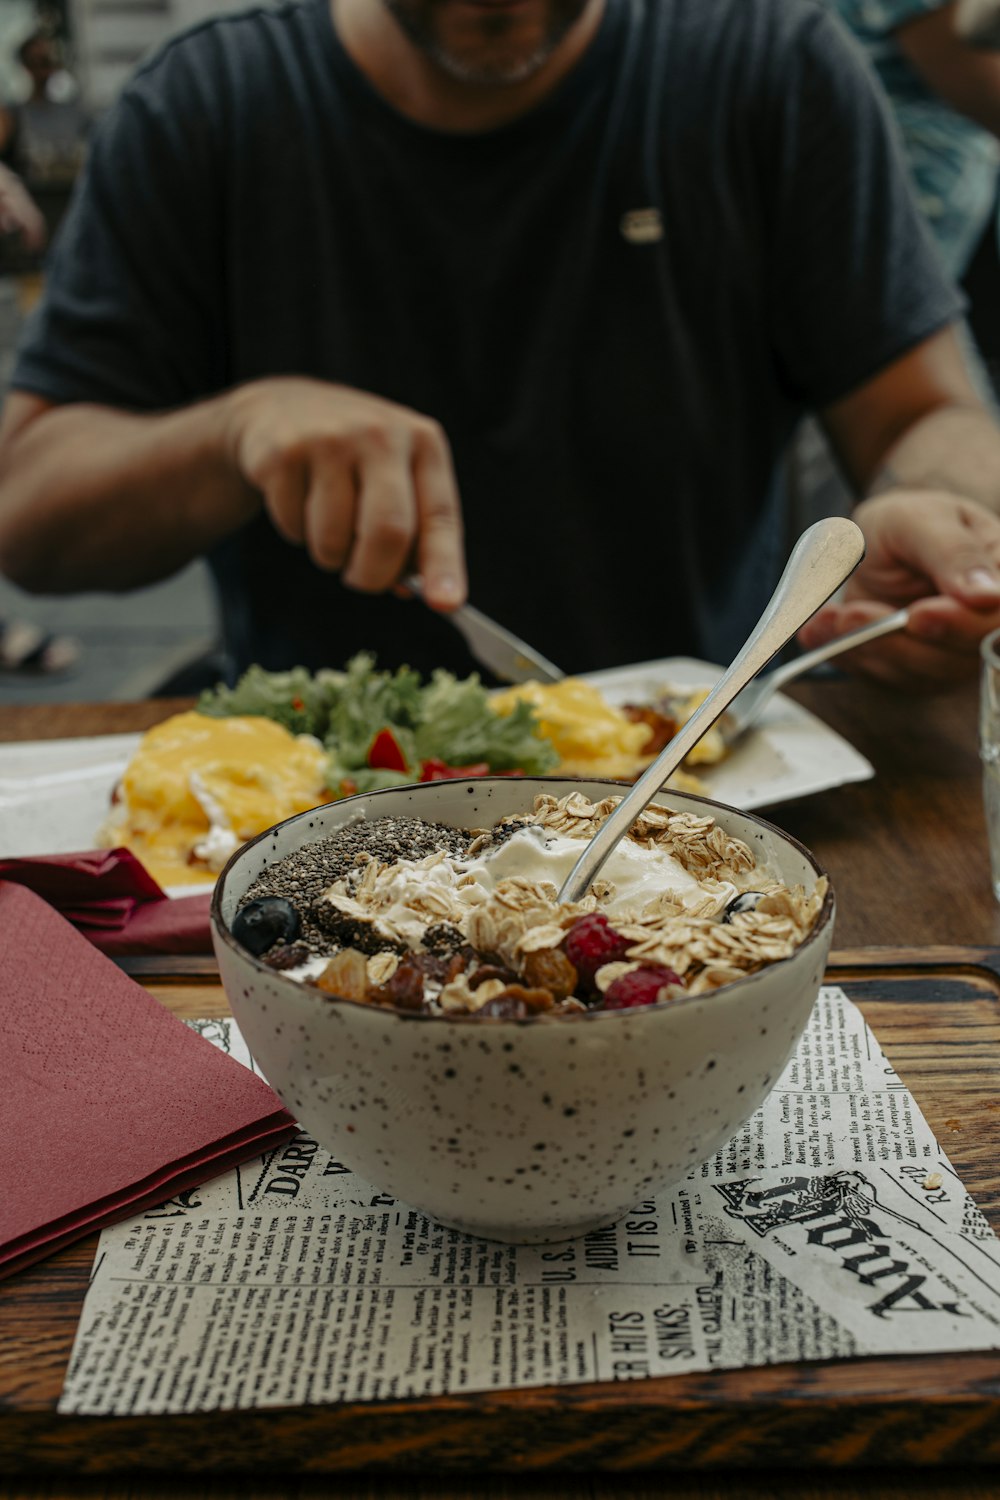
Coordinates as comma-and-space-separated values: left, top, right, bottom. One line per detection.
798, 596, 993, 690
303, 452, 357, 572
797, 599, 899, 650
341, 443, 417, 592
262, 460, 309, 546
906, 595, 1000, 650
412, 424, 466, 610
230, 381, 465, 597
895, 496, 1000, 607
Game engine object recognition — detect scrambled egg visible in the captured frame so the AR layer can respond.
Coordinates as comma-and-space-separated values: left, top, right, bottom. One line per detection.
490, 678, 725, 787
98, 711, 331, 886
670, 687, 728, 767
491, 678, 657, 779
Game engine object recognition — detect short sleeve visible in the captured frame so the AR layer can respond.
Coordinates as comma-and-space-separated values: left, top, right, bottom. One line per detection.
12, 44, 227, 412
759, 6, 964, 406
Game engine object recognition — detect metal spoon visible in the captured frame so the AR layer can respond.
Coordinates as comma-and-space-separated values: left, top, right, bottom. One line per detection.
556, 515, 866, 905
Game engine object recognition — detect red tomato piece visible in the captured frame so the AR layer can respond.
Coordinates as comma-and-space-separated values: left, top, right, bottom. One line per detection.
418, 759, 492, 782
367, 728, 409, 772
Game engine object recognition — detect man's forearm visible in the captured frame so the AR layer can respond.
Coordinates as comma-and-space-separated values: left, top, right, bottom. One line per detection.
868, 401, 1000, 513
0, 392, 259, 593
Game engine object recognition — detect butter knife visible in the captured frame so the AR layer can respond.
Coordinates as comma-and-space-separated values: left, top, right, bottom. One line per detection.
404, 575, 564, 684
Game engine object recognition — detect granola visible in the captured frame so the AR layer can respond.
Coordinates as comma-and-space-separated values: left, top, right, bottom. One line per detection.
232, 792, 826, 1017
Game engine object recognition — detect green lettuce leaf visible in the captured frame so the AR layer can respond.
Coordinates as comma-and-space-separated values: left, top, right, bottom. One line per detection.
196, 664, 338, 738
197, 653, 558, 786
413, 670, 558, 774
321, 653, 424, 768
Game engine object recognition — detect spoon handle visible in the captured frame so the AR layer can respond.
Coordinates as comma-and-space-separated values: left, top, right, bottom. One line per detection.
556, 516, 866, 905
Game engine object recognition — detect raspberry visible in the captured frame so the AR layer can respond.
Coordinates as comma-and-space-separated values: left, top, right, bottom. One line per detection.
563, 913, 631, 994
602, 965, 682, 1011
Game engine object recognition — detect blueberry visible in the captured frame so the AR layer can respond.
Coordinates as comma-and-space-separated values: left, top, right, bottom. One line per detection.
722, 891, 765, 923
232, 896, 301, 955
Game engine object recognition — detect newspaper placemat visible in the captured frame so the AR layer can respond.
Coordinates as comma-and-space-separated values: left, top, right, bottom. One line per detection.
58, 987, 1000, 1415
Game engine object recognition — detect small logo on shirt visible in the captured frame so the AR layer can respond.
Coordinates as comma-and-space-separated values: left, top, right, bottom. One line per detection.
620, 207, 664, 244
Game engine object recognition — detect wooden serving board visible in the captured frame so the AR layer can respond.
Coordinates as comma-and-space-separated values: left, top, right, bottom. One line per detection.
2, 947, 999, 1476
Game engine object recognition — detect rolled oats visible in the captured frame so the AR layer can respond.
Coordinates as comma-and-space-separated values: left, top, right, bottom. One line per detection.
240, 792, 826, 1017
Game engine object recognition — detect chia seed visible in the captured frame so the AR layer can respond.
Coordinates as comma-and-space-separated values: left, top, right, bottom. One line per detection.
240, 816, 475, 957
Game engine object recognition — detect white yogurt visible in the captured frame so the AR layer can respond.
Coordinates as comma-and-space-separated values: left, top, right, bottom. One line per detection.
464, 825, 729, 915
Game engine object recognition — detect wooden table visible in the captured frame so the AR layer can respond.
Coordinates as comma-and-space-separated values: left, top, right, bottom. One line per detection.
2, 680, 999, 1499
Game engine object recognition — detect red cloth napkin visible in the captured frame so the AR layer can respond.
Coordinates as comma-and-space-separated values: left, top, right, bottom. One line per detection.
0, 848, 213, 954
0, 881, 297, 1279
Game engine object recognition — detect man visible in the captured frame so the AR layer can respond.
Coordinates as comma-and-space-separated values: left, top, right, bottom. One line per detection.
0, 30, 91, 272
1, 0, 1000, 689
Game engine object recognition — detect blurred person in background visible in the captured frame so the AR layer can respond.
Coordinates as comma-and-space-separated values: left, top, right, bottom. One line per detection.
820, 0, 1000, 283
0, 28, 89, 271
0, 24, 84, 674
787, 0, 1000, 576
2, 0, 1000, 692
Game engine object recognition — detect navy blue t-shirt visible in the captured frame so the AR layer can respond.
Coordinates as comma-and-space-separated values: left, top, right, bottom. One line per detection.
13, 0, 962, 678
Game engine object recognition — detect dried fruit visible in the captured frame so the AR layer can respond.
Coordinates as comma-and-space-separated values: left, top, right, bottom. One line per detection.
563, 913, 631, 993
371, 955, 427, 1010
480, 983, 554, 1014
522, 947, 578, 1000
263, 942, 310, 971
602, 965, 682, 1011
469, 962, 520, 989
315, 948, 369, 1001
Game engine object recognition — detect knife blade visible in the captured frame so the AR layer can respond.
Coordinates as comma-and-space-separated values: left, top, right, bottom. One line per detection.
404, 576, 564, 685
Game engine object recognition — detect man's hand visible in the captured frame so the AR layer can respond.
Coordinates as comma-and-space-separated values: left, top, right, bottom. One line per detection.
797, 490, 1000, 688
224, 376, 467, 611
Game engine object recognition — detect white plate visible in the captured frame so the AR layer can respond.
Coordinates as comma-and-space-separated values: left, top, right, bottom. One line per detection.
582, 655, 873, 810
0, 658, 871, 874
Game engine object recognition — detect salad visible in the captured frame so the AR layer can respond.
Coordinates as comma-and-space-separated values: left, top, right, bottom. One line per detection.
196, 653, 560, 795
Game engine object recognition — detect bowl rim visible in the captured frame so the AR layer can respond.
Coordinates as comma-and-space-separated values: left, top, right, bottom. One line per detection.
210, 776, 835, 1026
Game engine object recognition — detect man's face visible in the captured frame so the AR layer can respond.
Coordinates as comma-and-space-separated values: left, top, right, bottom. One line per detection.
381, 0, 593, 85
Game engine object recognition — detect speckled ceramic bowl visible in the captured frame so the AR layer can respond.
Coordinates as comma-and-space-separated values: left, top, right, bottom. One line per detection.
211, 778, 834, 1244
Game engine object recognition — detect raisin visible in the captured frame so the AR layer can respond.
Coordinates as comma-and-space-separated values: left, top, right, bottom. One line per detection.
444, 946, 479, 982
263, 942, 310, 971
469, 962, 519, 989
481, 983, 554, 1014
372, 956, 427, 1011
522, 947, 578, 1000
410, 951, 452, 983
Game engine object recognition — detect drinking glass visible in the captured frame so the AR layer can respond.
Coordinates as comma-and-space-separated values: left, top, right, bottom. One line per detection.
980, 626, 1000, 901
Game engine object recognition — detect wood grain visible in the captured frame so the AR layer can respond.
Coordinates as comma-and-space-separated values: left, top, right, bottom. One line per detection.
2, 951, 999, 1480
3, 689, 1000, 1499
